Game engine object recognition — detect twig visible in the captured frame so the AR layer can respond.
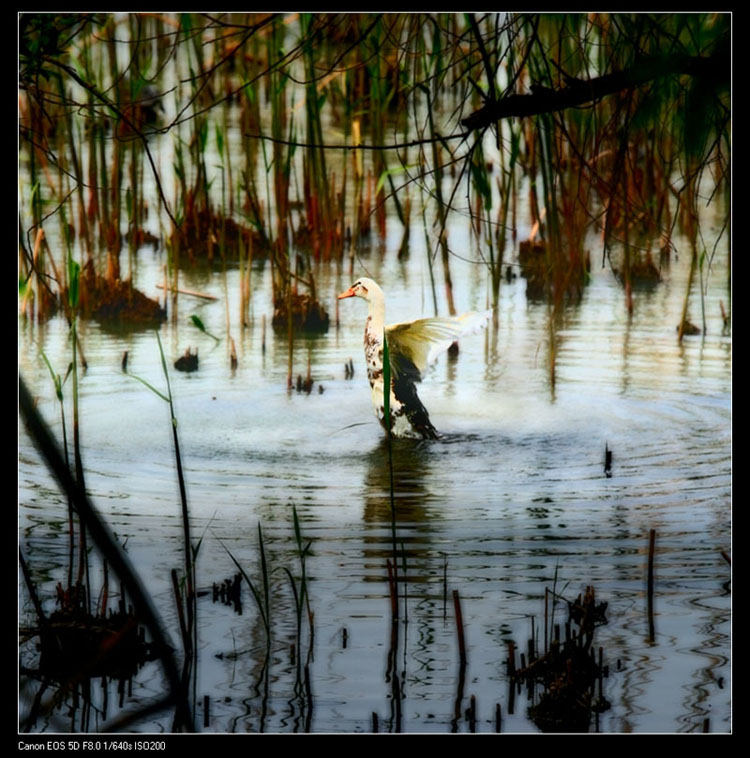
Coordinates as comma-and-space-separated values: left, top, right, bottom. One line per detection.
156, 284, 218, 301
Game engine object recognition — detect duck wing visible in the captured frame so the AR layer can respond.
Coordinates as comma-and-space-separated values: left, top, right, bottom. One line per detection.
385, 310, 491, 382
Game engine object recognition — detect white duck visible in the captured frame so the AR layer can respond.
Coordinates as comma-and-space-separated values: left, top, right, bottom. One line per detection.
338, 277, 491, 439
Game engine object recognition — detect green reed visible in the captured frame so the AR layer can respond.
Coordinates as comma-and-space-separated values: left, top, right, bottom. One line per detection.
221, 522, 271, 643
282, 505, 315, 692
40, 349, 74, 588
127, 338, 195, 603
300, 14, 332, 257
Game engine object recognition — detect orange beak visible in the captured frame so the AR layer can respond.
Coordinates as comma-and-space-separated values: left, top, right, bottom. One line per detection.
337, 286, 356, 300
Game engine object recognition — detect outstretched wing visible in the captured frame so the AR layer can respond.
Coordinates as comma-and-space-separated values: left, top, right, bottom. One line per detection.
386, 310, 492, 382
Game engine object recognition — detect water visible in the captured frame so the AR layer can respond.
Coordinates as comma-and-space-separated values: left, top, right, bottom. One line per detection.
19, 212, 731, 732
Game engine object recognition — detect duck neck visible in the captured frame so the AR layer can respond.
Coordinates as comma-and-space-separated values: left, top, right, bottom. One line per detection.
366, 296, 386, 341
364, 295, 386, 385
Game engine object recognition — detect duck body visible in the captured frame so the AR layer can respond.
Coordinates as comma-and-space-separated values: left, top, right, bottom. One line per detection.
338, 278, 491, 439
362, 302, 439, 439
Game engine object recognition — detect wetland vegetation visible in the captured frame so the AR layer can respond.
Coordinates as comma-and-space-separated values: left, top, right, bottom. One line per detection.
19, 13, 730, 735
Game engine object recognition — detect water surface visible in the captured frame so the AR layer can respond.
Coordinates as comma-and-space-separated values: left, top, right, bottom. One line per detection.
19, 218, 731, 733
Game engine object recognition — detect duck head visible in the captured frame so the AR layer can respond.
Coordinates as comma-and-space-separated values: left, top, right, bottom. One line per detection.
337, 277, 383, 303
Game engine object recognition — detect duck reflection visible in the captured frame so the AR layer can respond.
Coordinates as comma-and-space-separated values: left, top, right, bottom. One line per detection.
362, 436, 436, 525
358, 436, 447, 581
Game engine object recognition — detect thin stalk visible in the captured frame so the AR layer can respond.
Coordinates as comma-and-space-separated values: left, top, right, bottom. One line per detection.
452, 589, 467, 667
41, 350, 73, 587
382, 333, 398, 596
69, 316, 90, 612
155, 331, 194, 630
218, 531, 270, 641
647, 528, 656, 642
424, 84, 456, 316
418, 179, 439, 317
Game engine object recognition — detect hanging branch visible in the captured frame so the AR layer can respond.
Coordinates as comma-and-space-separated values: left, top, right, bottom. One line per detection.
242, 130, 473, 153
461, 50, 729, 131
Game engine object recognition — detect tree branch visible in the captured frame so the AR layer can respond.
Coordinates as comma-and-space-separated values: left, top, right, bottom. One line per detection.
461, 50, 729, 131
242, 130, 472, 152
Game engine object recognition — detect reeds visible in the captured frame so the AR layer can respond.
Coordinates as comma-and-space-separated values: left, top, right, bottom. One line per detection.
19, 14, 730, 732
20, 13, 729, 347
217, 505, 316, 731
124, 332, 198, 726
647, 528, 656, 642
510, 583, 611, 733
22, 323, 323, 732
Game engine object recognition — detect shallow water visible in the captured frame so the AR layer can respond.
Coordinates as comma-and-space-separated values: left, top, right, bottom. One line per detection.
19, 216, 731, 732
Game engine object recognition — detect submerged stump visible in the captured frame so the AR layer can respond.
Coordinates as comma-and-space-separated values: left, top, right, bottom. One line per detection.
513, 585, 611, 733
175, 347, 199, 372
75, 259, 166, 326
613, 251, 663, 288
518, 239, 591, 301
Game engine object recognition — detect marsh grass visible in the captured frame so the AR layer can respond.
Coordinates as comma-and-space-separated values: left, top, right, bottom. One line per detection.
23, 325, 323, 732
219, 523, 272, 645
123, 331, 199, 725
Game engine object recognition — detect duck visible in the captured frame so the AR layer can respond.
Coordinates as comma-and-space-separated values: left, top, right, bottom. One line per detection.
338, 277, 491, 439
